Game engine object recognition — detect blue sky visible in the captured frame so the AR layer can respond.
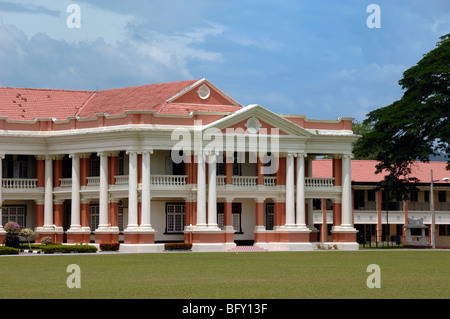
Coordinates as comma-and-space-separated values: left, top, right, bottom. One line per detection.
0, 0, 449, 121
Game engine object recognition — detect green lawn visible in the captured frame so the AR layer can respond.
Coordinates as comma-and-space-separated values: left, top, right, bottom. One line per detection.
0, 250, 448, 299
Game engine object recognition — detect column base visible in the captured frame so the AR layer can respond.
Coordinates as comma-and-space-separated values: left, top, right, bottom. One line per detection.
255, 228, 312, 243
123, 229, 156, 244
35, 227, 64, 244
66, 228, 91, 244
94, 228, 119, 243
0, 230, 6, 245
331, 226, 358, 242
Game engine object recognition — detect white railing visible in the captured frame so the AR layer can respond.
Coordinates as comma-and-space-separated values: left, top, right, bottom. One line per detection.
151, 175, 187, 186
216, 176, 226, 186
114, 175, 129, 186
59, 178, 72, 188
2, 178, 38, 189
305, 177, 335, 188
232, 176, 257, 187
86, 176, 100, 186
264, 176, 277, 187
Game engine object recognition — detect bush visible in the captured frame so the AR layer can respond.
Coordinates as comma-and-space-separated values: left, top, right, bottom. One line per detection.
40, 236, 54, 245
99, 242, 120, 251
0, 246, 20, 255
164, 243, 192, 251
40, 244, 98, 254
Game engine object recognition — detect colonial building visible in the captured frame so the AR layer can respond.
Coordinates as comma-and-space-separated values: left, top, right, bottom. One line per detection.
0, 79, 360, 252
312, 159, 450, 247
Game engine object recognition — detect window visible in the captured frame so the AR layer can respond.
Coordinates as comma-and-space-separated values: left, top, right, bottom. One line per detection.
232, 203, 242, 233
166, 203, 185, 233
2, 155, 30, 178
217, 203, 242, 233
438, 191, 447, 203
118, 151, 125, 176
439, 225, 450, 236
2, 205, 26, 226
424, 190, 430, 203
368, 190, 376, 202
312, 199, 321, 210
265, 203, 274, 230
410, 189, 419, 202
90, 154, 100, 177
233, 152, 243, 176
354, 190, 365, 209
89, 204, 99, 231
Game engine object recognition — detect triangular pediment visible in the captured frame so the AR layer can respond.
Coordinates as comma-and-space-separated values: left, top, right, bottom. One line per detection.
166, 78, 241, 107
203, 104, 312, 137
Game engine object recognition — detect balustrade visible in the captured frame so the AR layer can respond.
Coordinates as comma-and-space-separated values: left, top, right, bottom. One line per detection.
2, 178, 38, 189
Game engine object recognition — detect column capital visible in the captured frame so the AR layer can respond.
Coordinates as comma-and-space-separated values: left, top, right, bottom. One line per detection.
125, 150, 140, 156
141, 149, 154, 155
342, 153, 353, 160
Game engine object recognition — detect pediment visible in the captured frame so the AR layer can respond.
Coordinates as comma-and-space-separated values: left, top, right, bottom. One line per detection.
166, 78, 241, 107
203, 104, 312, 138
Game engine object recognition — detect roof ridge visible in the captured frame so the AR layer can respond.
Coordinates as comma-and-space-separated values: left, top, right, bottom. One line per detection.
0, 87, 93, 94
75, 91, 98, 117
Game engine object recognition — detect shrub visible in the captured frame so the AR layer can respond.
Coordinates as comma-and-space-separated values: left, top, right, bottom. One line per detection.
40, 236, 54, 245
40, 244, 97, 254
164, 243, 193, 251
99, 242, 120, 251
4, 221, 22, 234
0, 246, 20, 255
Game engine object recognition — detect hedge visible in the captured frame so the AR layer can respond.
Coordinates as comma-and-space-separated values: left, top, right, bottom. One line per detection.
99, 242, 120, 251
0, 246, 20, 255
40, 244, 98, 254
164, 243, 192, 251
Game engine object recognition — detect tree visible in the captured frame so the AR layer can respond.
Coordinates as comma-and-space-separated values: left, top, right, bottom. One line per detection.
352, 120, 376, 159
354, 34, 450, 200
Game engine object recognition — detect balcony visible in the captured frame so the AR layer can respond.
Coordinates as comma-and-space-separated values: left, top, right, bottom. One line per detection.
39, 175, 336, 193
305, 177, 335, 189
2, 178, 38, 189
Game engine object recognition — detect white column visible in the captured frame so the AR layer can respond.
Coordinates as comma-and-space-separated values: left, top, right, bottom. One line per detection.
97, 152, 109, 229
0, 154, 4, 232
140, 150, 154, 230
43, 155, 53, 228
285, 153, 295, 227
296, 153, 307, 228
207, 152, 218, 228
196, 151, 207, 228
306, 156, 316, 231
127, 151, 139, 230
69, 154, 81, 229
341, 154, 353, 228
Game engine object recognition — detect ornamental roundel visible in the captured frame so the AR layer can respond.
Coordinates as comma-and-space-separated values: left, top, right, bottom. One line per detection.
197, 84, 211, 100
245, 116, 262, 134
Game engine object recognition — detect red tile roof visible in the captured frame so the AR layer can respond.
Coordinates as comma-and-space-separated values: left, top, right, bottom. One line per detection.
313, 159, 450, 184
0, 87, 94, 121
0, 79, 242, 121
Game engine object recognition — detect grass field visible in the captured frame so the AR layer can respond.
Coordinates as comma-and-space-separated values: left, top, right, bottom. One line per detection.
0, 250, 448, 299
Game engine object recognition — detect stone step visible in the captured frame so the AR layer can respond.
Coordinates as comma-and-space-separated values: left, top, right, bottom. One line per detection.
227, 245, 267, 252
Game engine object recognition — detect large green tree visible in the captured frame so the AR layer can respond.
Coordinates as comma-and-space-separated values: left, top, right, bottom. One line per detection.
353, 34, 450, 199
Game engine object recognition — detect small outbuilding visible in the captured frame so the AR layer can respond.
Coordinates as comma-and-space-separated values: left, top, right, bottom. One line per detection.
403, 218, 431, 247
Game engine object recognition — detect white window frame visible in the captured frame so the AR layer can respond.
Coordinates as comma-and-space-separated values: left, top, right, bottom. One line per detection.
166, 203, 186, 233
2, 205, 26, 227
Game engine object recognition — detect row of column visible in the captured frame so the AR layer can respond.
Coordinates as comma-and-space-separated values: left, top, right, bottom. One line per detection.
31, 151, 154, 238
194, 151, 353, 232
